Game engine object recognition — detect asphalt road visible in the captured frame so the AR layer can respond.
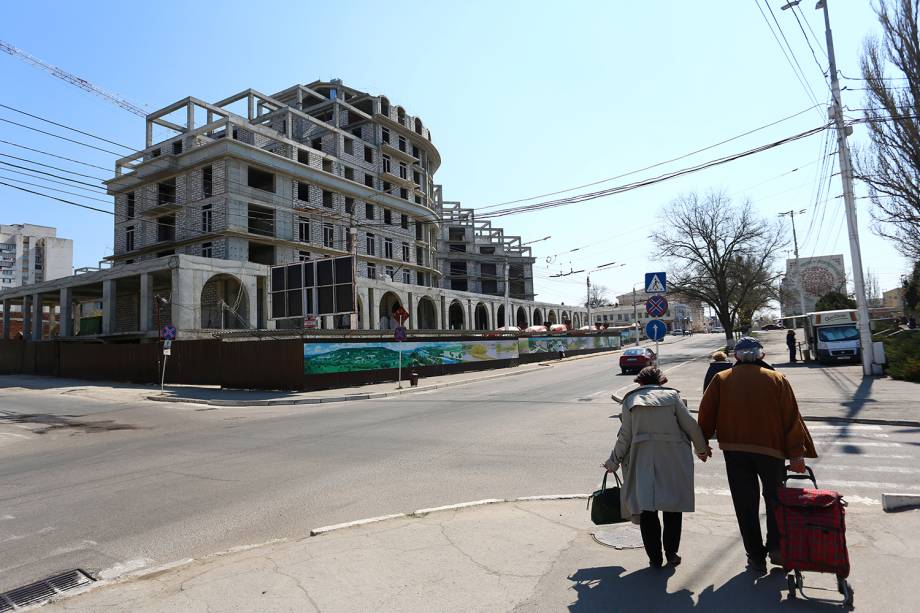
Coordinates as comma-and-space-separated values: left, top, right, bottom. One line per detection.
1, 333, 917, 594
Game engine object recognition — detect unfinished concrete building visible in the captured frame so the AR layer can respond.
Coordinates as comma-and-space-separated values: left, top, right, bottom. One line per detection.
0, 80, 585, 339
439, 202, 536, 314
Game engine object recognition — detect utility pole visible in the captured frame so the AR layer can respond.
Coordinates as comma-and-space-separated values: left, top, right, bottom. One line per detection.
586, 275, 592, 331
504, 258, 510, 328
779, 209, 808, 326
816, 0, 875, 375
632, 287, 639, 346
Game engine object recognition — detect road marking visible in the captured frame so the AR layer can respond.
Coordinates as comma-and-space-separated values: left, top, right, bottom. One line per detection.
811, 464, 920, 475
98, 558, 153, 580
692, 486, 878, 506
822, 453, 914, 459
811, 432, 890, 439
818, 441, 902, 447
807, 424, 883, 430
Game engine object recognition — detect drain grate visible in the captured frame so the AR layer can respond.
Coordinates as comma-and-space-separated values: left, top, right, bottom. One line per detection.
0, 569, 94, 610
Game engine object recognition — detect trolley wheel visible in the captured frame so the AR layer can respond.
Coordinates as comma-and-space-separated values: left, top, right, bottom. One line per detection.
786, 574, 797, 599
795, 570, 804, 590
838, 578, 854, 607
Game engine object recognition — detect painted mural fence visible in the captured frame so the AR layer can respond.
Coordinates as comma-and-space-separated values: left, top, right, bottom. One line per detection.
303, 335, 620, 374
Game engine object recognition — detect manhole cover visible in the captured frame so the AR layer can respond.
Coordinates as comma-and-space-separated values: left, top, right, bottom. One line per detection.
592, 524, 644, 549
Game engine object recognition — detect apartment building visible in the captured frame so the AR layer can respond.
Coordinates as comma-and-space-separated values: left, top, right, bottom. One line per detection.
0, 224, 72, 288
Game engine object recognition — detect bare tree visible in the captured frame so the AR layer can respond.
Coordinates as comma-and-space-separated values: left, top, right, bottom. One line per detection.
652, 192, 787, 345
857, 0, 920, 260
865, 269, 883, 307
585, 284, 611, 308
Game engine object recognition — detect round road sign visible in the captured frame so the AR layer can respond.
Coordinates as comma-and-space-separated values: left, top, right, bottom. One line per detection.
645, 295, 668, 318
645, 319, 667, 342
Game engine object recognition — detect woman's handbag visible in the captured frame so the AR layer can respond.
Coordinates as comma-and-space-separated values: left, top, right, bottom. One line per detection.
588, 470, 627, 525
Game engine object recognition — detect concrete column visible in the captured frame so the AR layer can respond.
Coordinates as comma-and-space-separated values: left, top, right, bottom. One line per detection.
31, 293, 42, 341
59, 288, 73, 337
170, 267, 196, 331
2, 300, 9, 339
243, 276, 258, 330
22, 296, 31, 340
139, 273, 153, 332
439, 295, 446, 330
407, 291, 416, 330
490, 302, 497, 329
102, 280, 116, 335
527, 306, 533, 328
467, 300, 473, 331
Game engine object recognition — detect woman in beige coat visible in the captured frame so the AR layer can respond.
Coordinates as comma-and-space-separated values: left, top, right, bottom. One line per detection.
604, 367, 711, 568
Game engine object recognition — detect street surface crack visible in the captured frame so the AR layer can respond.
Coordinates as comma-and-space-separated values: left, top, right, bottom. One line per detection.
267, 554, 322, 612
437, 523, 541, 579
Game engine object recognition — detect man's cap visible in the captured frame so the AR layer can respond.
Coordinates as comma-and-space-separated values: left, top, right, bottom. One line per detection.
734, 336, 763, 351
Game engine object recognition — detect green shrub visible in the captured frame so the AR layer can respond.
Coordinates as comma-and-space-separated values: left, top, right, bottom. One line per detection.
884, 331, 920, 381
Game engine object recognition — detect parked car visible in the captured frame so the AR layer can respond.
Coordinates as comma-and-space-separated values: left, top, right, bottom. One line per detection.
762, 323, 784, 330
619, 347, 657, 374
712, 326, 725, 334
671, 329, 683, 336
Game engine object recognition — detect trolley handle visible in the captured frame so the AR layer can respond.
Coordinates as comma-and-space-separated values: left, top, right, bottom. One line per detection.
783, 465, 817, 488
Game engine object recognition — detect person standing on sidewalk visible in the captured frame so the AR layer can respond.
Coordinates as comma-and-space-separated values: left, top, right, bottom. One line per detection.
698, 336, 817, 573
604, 367, 710, 569
786, 329, 798, 363
703, 351, 732, 390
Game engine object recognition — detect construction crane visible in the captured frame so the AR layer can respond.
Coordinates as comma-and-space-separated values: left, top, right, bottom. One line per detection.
0, 40, 147, 117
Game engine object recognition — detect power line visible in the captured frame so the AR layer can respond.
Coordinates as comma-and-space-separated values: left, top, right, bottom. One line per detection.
477, 104, 820, 211
0, 139, 112, 171
0, 181, 113, 214
0, 152, 107, 181
0, 103, 135, 150
788, 3, 827, 77
0, 116, 124, 155
0, 174, 114, 203
477, 122, 830, 219
754, 0, 822, 109
793, 3, 827, 58
0, 166, 112, 194
0, 160, 107, 190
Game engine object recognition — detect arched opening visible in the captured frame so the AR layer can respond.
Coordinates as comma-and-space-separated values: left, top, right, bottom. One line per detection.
414, 117, 423, 134
573, 313, 581, 328
533, 309, 544, 326
474, 302, 490, 330
516, 306, 527, 328
562, 311, 570, 328
417, 296, 437, 330
379, 96, 390, 116
448, 300, 465, 330
397, 106, 406, 124
378, 291, 403, 330
201, 274, 248, 329
496, 305, 506, 328
548, 310, 558, 325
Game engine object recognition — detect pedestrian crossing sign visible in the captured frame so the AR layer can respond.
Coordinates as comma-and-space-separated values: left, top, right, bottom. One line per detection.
645, 272, 667, 294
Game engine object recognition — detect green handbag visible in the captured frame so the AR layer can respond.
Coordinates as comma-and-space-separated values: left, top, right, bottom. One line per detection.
588, 470, 627, 525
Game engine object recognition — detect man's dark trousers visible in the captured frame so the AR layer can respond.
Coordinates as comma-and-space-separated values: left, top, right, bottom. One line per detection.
724, 450, 785, 560
789, 346, 797, 362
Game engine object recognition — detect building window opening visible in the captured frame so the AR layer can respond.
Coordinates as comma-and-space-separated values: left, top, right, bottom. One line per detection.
401, 214, 408, 229
202, 204, 213, 232
157, 178, 176, 205
248, 242, 274, 265
323, 223, 334, 248
322, 190, 334, 208
366, 233, 376, 256
298, 216, 310, 243
365, 203, 374, 219
364, 145, 374, 163
384, 237, 393, 259
247, 166, 275, 193
450, 261, 467, 291
157, 215, 176, 242
297, 181, 310, 202
125, 225, 135, 251
248, 204, 274, 236
384, 209, 392, 225
344, 137, 354, 155
202, 165, 213, 198
367, 262, 376, 279
126, 191, 135, 218
172, 140, 183, 155
201, 241, 213, 258
297, 148, 309, 164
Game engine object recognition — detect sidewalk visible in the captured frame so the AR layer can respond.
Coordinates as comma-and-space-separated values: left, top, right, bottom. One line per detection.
42, 497, 918, 612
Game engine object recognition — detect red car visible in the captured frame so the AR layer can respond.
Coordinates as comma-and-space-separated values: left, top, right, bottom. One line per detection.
619, 347, 657, 374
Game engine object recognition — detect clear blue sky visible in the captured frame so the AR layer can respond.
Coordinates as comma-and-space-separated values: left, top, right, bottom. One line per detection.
0, 1, 909, 307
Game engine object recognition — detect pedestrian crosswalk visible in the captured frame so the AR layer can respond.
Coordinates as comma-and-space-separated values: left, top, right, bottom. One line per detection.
693, 422, 920, 507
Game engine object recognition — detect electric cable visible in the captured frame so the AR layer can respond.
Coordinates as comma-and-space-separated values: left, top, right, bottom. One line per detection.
0, 116, 124, 156
0, 139, 112, 171
0, 151, 107, 181
0, 103, 135, 150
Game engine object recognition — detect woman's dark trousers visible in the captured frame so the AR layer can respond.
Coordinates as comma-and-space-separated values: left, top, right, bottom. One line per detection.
639, 511, 682, 564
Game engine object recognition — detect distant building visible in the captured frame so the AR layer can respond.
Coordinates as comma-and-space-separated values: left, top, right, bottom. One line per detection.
780, 254, 847, 317
882, 287, 906, 316
0, 224, 72, 288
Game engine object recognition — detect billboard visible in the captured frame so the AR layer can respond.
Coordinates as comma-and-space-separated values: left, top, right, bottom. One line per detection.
518, 335, 620, 354
781, 255, 847, 317
270, 256, 355, 319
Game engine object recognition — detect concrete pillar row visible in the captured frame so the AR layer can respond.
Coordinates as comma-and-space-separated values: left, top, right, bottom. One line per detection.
407, 291, 416, 330
102, 280, 116, 335
21, 296, 31, 339
242, 275, 258, 330
31, 293, 42, 341
59, 287, 73, 337
139, 273, 153, 332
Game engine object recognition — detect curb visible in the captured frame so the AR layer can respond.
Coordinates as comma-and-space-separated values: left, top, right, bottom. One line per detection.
145, 350, 619, 407
308, 494, 588, 537
882, 493, 920, 512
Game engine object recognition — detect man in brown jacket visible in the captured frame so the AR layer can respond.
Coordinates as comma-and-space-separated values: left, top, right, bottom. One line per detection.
698, 336, 817, 573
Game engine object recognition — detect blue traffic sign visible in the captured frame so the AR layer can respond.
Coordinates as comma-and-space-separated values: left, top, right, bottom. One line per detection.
161, 324, 177, 340
645, 319, 667, 342
645, 272, 667, 294
645, 294, 668, 318
394, 326, 407, 341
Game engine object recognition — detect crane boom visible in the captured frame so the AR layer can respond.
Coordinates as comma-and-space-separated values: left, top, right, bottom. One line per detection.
0, 40, 147, 117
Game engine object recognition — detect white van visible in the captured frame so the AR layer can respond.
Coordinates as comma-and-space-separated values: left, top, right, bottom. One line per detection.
805, 310, 861, 364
